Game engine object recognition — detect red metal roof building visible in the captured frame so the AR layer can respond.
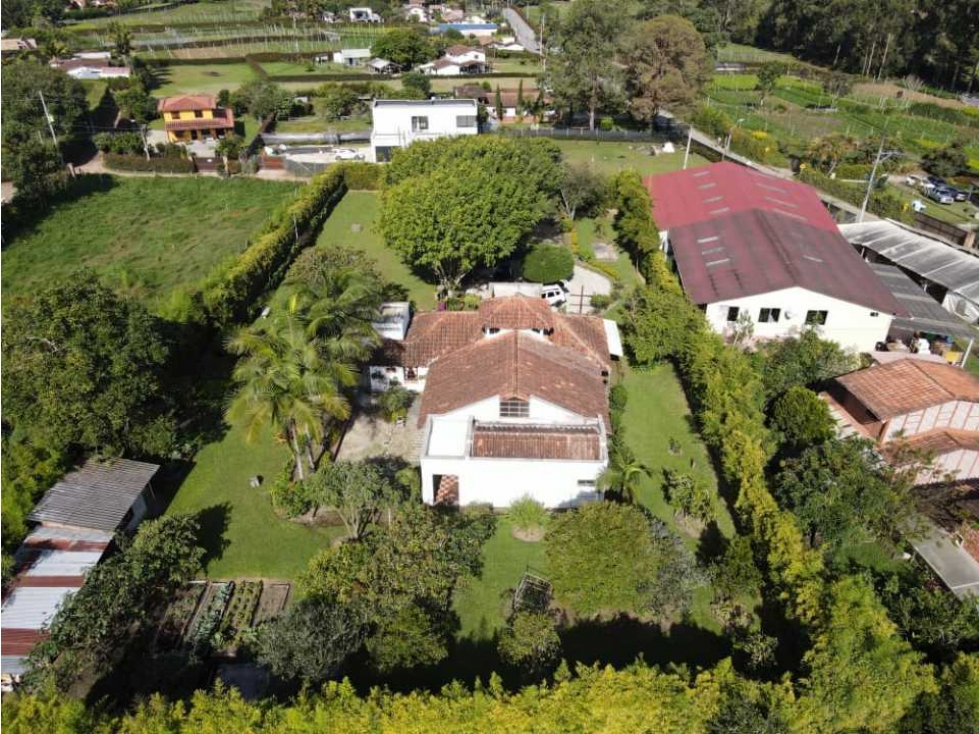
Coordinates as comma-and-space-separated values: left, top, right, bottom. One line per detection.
643, 162, 906, 351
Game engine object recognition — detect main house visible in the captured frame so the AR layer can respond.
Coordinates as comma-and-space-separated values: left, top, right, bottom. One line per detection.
824, 359, 979, 483
1, 459, 159, 688
370, 296, 623, 508
369, 98, 479, 162
418, 46, 491, 76
645, 162, 907, 352
157, 95, 236, 143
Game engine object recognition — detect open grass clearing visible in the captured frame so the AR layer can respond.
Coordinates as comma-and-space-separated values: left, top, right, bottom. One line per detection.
71, 0, 270, 27
150, 62, 259, 96
313, 190, 436, 309
1, 176, 298, 308
164, 421, 341, 579
553, 139, 709, 176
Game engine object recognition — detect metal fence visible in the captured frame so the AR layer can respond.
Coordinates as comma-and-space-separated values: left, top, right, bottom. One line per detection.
496, 126, 687, 145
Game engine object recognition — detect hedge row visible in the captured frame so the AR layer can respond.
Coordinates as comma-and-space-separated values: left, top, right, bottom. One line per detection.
797, 166, 911, 223
907, 101, 979, 129
197, 163, 384, 326
103, 153, 196, 173
613, 172, 826, 624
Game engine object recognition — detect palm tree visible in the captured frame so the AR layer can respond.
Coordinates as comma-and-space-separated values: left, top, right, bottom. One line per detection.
598, 441, 651, 504
226, 309, 357, 480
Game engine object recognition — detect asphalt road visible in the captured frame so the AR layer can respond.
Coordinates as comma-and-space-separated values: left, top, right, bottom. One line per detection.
504, 7, 539, 54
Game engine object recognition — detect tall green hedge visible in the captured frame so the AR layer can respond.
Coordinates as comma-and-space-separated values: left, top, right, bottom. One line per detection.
797, 167, 911, 223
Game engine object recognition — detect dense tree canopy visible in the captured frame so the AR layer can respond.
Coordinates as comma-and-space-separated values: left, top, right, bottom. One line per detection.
1, 61, 88, 147
371, 27, 433, 69
2, 275, 174, 458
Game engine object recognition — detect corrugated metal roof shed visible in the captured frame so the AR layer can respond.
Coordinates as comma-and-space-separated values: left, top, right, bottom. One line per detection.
0, 586, 77, 629
869, 263, 978, 341
840, 221, 979, 302
16, 549, 104, 577
25, 526, 114, 544
28, 458, 159, 532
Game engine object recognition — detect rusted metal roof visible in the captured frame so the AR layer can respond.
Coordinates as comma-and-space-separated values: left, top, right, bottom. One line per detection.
471, 422, 603, 460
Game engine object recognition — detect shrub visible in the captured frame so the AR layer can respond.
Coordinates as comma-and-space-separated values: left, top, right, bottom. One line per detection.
509, 495, 549, 540
335, 162, 385, 190
377, 385, 414, 423
662, 468, 714, 523
269, 459, 312, 517
769, 386, 835, 452
522, 244, 574, 283
797, 167, 910, 223
497, 611, 561, 674
589, 293, 611, 310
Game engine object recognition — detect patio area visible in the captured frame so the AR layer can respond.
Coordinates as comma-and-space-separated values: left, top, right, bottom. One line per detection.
335, 397, 425, 464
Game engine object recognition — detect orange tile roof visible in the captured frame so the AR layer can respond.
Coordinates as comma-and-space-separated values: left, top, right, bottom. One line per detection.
157, 94, 218, 112
418, 330, 609, 428
883, 429, 979, 459
471, 423, 603, 460
835, 360, 979, 420
479, 295, 555, 331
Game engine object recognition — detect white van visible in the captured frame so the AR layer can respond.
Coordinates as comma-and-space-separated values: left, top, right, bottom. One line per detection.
541, 283, 568, 307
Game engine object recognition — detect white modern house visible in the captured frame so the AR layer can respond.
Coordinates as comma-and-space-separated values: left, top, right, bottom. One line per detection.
444, 45, 487, 65
349, 6, 382, 22
368, 296, 623, 508
331, 48, 372, 66
50, 57, 130, 80
403, 2, 428, 21
369, 98, 479, 162
645, 162, 907, 353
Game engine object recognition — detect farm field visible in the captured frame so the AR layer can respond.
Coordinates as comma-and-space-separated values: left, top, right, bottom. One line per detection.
71, 0, 271, 27
1, 176, 298, 307
552, 139, 710, 176
312, 191, 436, 309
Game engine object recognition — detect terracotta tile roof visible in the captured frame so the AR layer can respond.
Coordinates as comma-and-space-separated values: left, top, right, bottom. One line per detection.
418, 330, 609, 428
836, 361, 979, 420
471, 422, 603, 460
157, 94, 217, 112
552, 314, 611, 371
446, 44, 482, 56
400, 311, 483, 365
883, 429, 979, 458
164, 108, 235, 132
479, 295, 555, 331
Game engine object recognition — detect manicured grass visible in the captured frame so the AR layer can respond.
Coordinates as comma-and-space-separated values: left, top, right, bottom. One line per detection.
151, 63, 260, 96
553, 140, 710, 176
890, 181, 979, 226
1, 176, 298, 307
74, 0, 269, 27
314, 190, 436, 309
453, 517, 547, 639
166, 422, 341, 579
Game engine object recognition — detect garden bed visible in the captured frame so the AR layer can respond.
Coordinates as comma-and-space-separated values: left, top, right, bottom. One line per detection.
253, 582, 291, 625
155, 581, 207, 652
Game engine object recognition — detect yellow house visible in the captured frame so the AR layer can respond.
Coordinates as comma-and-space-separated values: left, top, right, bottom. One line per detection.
157, 95, 235, 143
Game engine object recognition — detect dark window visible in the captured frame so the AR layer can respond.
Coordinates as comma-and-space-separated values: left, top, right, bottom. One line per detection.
805, 310, 828, 326
456, 115, 477, 128
375, 146, 394, 162
500, 397, 530, 418
411, 116, 429, 132
759, 307, 781, 323
577, 479, 597, 488
194, 110, 204, 118
726, 306, 740, 322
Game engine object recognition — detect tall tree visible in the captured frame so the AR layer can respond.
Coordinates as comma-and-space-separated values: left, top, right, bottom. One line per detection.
371, 27, 433, 69
307, 460, 402, 539
1, 61, 88, 147
548, 0, 626, 130
2, 275, 174, 457
622, 14, 712, 125
755, 62, 785, 106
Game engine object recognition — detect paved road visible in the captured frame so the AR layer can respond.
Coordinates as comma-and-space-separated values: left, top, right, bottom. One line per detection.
504, 7, 539, 54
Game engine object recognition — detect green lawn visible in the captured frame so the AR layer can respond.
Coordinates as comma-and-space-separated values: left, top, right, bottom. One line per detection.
150, 63, 260, 96
890, 181, 978, 226
314, 191, 436, 309
165, 422, 341, 580
72, 0, 269, 27
453, 517, 547, 638
553, 140, 710, 177
1, 176, 298, 308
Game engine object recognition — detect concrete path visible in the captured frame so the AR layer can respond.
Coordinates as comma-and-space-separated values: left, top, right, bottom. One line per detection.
911, 517, 979, 598
504, 7, 539, 54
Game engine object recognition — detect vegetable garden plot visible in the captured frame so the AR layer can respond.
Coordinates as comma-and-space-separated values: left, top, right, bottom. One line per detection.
253, 582, 290, 625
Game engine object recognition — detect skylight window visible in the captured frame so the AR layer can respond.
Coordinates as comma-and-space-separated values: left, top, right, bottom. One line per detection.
708, 207, 731, 215
705, 258, 731, 267
698, 182, 717, 190
696, 235, 720, 243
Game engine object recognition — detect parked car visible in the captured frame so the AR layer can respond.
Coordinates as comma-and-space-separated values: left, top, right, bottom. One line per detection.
333, 148, 364, 161
947, 187, 969, 202
541, 282, 568, 307
928, 187, 955, 204
927, 175, 947, 188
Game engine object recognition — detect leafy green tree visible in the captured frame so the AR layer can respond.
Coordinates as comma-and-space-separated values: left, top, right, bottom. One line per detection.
226, 305, 357, 480
821, 71, 853, 104
558, 162, 606, 220
509, 495, 550, 538
548, 0, 627, 130
3, 139, 68, 205
307, 460, 401, 539
256, 596, 366, 684
521, 244, 574, 283
498, 611, 561, 676
796, 576, 936, 734
113, 85, 158, 125
546, 502, 700, 618
662, 468, 714, 522
215, 133, 244, 160
318, 83, 361, 121
805, 134, 858, 176
712, 535, 763, 600
380, 137, 559, 293
775, 437, 916, 556
755, 62, 785, 105
371, 27, 432, 68
230, 80, 292, 120
287, 242, 382, 288
899, 654, 979, 734
755, 329, 859, 401
107, 22, 132, 56
1, 436, 67, 554
27, 515, 203, 689
622, 285, 703, 364
923, 141, 968, 178
401, 70, 431, 97
494, 84, 504, 120
708, 682, 790, 734
1, 61, 88, 147
769, 386, 836, 453
622, 15, 712, 125
2, 275, 174, 457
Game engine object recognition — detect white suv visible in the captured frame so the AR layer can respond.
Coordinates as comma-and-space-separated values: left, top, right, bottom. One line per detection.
541, 282, 568, 307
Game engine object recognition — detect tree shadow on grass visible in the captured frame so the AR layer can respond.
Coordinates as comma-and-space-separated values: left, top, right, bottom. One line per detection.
2, 174, 117, 245
559, 615, 731, 671
697, 520, 728, 566
193, 503, 232, 569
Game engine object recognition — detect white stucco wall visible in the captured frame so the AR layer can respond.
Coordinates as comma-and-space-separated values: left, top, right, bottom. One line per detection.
885, 400, 979, 441
702, 286, 893, 353
370, 99, 478, 161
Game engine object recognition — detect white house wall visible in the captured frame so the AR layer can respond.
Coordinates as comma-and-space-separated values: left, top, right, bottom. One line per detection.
702, 286, 893, 353
438, 395, 588, 424
370, 100, 478, 161
420, 454, 605, 508
884, 401, 979, 441
920, 450, 979, 484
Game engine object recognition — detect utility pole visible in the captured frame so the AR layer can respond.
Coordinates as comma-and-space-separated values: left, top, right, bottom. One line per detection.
859, 136, 886, 223
138, 123, 151, 161
682, 126, 692, 170
38, 91, 59, 148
